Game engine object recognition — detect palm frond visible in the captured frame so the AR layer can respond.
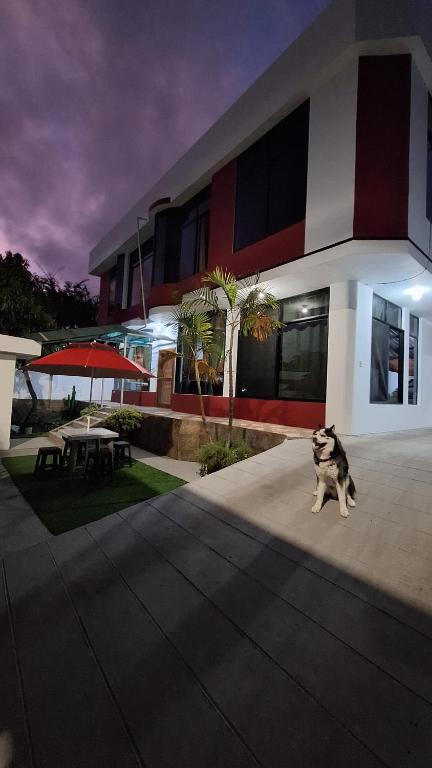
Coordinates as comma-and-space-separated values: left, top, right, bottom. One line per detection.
241, 313, 282, 341
183, 286, 219, 312
203, 267, 237, 308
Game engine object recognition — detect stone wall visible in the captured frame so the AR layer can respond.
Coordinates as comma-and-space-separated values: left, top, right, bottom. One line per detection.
128, 413, 285, 461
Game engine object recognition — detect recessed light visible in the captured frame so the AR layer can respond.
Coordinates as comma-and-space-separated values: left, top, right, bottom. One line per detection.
406, 286, 429, 301
301, 305, 308, 314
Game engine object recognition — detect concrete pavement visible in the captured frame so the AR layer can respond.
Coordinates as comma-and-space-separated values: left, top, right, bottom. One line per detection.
1, 430, 432, 766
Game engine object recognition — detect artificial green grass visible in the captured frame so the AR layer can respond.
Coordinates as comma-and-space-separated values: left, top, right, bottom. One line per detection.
3, 455, 185, 535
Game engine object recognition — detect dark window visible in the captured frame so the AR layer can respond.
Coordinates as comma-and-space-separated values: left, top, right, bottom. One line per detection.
427, 94, 432, 222
236, 288, 329, 402
108, 269, 116, 310
236, 329, 278, 400
128, 239, 153, 308
370, 295, 404, 403
108, 256, 124, 313
234, 100, 310, 250
372, 294, 402, 328
179, 190, 210, 280
175, 311, 225, 396
409, 315, 419, 405
278, 319, 328, 402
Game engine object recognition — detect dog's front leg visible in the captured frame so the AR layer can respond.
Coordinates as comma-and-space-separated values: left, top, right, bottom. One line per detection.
336, 481, 349, 518
312, 480, 326, 513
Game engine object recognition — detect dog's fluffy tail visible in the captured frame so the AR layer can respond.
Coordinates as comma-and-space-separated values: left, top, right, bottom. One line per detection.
348, 475, 356, 499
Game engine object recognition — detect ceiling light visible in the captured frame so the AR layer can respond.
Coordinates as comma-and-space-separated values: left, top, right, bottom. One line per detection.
406, 286, 429, 301
301, 305, 308, 314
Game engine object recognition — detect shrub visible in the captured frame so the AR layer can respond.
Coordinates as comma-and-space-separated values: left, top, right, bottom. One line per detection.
103, 407, 144, 435
197, 439, 250, 476
80, 403, 102, 416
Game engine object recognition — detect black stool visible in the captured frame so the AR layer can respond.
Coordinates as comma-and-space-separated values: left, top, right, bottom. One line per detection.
84, 448, 113, 478
34, 447, 63, 474
113, 440, 132, 468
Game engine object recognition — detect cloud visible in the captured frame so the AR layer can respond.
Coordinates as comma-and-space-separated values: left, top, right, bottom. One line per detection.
0, 0, 328, 290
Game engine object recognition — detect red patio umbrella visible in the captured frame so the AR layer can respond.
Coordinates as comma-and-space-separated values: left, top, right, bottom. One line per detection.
27, 341, 154, 403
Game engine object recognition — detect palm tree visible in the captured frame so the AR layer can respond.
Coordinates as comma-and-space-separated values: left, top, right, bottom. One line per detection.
170, 306, 219, 442
185, 267, 281, 445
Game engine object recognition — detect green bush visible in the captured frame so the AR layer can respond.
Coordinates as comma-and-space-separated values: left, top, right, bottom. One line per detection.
80, 403, 102, 416
103, 407, 144, 435
197, 439, 250, 476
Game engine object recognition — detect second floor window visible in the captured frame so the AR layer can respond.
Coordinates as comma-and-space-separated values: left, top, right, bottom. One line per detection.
234, 100, 310, 251
128, 239, 153, 308
179, 189, 210, 280
427, 94, 432, 222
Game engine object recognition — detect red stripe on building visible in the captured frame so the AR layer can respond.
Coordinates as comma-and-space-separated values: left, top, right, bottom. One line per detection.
354, 54, 411, 239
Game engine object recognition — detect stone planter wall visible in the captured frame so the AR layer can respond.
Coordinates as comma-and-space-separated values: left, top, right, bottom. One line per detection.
129, 413, 285, 461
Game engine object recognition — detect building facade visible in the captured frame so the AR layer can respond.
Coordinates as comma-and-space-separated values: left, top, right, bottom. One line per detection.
89, 0, 432, 434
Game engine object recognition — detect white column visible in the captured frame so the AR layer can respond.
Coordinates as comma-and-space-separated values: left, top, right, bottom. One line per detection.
222, 310, 239, 399
0, 354, 17, 450
325, 281, 359, 435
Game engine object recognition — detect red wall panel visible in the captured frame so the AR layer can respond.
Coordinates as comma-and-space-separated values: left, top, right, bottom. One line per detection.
354, 55, 411, 239
111, 390, 157, 407
171, 393, 324, 430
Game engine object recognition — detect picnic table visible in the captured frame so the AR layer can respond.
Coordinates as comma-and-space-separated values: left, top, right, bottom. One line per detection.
62, 428, 119, 473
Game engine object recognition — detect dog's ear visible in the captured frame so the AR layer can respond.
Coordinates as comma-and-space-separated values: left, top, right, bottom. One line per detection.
329, 424, 335, 432
317, 424, 323, 430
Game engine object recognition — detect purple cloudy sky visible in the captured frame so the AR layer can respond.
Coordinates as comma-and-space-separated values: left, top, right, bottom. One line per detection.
0, 0, 328, 291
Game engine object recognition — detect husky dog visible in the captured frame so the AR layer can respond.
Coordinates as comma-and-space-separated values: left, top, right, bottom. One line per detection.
311, 425, 356, 517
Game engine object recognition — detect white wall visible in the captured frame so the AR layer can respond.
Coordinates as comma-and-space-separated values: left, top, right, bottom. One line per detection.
305, 57, 358, 253
409, 60, 431, 256
327, 280, 432, 434
0, 355, 17, 450
326, 281, 358, 433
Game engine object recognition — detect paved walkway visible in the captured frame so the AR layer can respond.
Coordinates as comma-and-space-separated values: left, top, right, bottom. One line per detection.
0, 443, 52, 557
1, 431, 432, 766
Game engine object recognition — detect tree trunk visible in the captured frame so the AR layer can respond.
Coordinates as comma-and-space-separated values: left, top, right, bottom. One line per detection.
227, 322, 235, 447
20, 365, 38, 431
194, 357, 212, 443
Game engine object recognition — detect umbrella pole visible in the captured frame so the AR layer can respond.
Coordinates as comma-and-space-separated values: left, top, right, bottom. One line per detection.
89, 375, 94, 406
100, 379, 104, 407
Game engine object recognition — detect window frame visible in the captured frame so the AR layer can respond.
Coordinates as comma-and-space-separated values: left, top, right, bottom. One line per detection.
178, 188, 210, 281
234, 100, 310, 252
408, 314, 419, 405
128, 239, 153, 309
370, 294, 404, 404
235, 288, 329, 403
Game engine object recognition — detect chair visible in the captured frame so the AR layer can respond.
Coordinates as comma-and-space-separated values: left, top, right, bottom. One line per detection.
84, 445, 113, 478
113, 440, 132, 468
62, 437, 98, 468
34, 447, 63, 474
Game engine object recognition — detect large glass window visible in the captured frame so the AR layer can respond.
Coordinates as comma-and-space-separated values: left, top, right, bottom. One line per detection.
179, 190, 210, 280
236, 289, 329, 402
107, 256, 124, 313
234, 100, 309, 251
128, 239, 153, 308
409, 315, 419, 405
370, 295, 404, 404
